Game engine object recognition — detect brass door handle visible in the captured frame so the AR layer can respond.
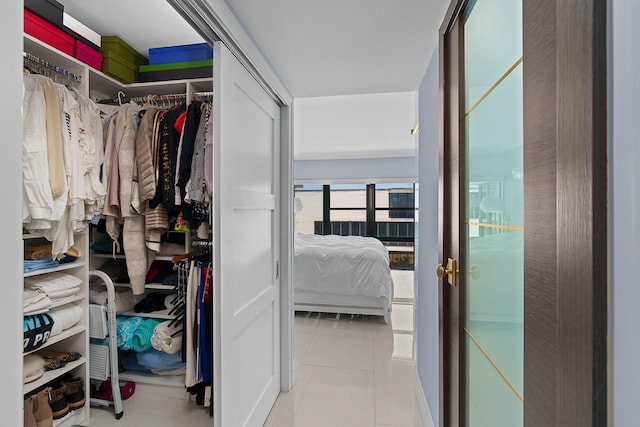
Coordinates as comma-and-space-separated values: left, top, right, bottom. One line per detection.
436, 258, 458, 287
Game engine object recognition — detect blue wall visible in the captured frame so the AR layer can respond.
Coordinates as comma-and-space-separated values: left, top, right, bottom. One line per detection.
416, 45, 440, 425
611, 0, 640, 424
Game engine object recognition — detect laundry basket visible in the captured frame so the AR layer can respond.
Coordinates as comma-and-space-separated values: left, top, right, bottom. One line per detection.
88, 270, 123, 419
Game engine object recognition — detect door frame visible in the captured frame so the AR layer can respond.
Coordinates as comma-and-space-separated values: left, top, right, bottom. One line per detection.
438, 0, 608, 426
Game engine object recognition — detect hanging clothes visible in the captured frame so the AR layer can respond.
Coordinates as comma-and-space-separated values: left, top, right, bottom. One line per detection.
22, 74, 54, 225
22, 73, 104, 259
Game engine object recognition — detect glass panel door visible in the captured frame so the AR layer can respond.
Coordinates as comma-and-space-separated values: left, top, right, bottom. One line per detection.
463, 1, 523, 426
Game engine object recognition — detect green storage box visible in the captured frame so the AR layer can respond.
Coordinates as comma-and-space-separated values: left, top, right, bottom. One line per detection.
102, 53, 138, 84
139, 59, 213, 73
101, 35, 147, 67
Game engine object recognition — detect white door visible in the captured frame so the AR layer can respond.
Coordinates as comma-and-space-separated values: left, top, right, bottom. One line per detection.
213, 41, 281, 427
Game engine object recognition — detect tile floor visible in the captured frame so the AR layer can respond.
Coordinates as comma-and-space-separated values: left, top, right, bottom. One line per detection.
264, 269, 421, 427
87, 270, 420, 427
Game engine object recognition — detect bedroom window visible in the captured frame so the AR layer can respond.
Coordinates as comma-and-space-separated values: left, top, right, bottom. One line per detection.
295, 182, 416, 269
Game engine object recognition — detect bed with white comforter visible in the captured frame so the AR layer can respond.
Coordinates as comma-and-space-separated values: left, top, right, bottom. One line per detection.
294, 233, 394, 323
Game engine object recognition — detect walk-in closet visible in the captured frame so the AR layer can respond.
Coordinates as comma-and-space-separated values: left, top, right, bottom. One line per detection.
17, 1, 293, 426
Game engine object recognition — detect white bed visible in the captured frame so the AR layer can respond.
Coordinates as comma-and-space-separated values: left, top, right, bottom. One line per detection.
294, 233, 394, 323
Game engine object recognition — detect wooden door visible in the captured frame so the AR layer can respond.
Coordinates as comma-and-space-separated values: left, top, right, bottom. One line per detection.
214, 41, 281, 427
438, 10, 463, 427
438, 1, 608, 426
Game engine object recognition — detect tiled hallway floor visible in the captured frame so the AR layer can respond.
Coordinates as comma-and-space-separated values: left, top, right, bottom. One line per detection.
264, 310, 423, 427
264, 269, 422, 427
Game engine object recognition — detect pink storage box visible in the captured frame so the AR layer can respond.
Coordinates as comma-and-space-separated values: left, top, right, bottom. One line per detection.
74, 39, 102, 70
24, 9, 74, 57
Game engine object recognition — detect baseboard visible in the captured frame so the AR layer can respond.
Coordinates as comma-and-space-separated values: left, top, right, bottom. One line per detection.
415, 368, 436, 427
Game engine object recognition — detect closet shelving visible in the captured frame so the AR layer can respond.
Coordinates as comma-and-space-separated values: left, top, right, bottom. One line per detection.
88, 228, 193, 398
22, 230, 90, 427
23, 27, 214, 416
24, 33, 212, 101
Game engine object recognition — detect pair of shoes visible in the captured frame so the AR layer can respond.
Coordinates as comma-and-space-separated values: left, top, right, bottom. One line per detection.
37, 350, 81, 371
24, 388, 53, 427
48, 377, 85, 419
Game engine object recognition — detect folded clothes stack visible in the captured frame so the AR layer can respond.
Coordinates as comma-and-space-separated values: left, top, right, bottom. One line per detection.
23, 257, 59, 273
23, 288, 52, 315
89, 287, 136, 312
23, 245, 81, 272
24, 272, 82, 300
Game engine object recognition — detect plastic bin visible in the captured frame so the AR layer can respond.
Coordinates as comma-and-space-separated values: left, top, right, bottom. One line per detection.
148, 43, 213, 65
138, 67, 213, 83
75, 39, 102, 70
101, 35, 148, 67
102, 53, 138, 84
24, 0, 64, 27
139, 59, 213, 73
24, 9, 74, 57
63, 12, 101, 48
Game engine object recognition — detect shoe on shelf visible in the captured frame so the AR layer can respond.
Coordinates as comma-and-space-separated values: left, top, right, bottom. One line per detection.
37, 350, 81, 371
61, 377, 85, 410
33, 388, 53, 427
24, 394, 36, 427
48, 383, 69, 420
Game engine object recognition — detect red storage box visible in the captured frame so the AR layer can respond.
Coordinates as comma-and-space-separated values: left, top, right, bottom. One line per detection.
24, 9, 74, 57
74, 39, 102, 70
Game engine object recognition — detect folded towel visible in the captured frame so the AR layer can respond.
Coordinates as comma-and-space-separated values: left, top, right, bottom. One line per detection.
46, 286, 80, 300
48, 305, 83, 336
23, 289, 52, 315
24, 272, 82, 295
116, 316, 144, 350
131, 318, 162, 352
150, 320, 182, 354
122, 351, 151, 373
23, 257, 59, 273
89, 288, 137, 312
136, 348, 185, 370
151, 366, 187, 376
23, 289, 47, 306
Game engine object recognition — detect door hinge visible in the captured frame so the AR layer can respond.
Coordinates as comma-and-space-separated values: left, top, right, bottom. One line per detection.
275, 261, 280, 280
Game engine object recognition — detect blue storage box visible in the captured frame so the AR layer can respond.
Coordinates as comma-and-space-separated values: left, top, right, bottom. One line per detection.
148, 43, 213, 65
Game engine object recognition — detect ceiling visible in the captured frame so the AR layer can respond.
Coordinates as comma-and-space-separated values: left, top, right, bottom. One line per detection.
59, 0, 450, 98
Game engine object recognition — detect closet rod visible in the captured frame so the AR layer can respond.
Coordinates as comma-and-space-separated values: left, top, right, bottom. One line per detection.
23, 52, 83, 84
97, 91, 213, 106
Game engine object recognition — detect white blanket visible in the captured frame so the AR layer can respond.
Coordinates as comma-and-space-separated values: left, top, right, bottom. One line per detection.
294, 233, 393, 303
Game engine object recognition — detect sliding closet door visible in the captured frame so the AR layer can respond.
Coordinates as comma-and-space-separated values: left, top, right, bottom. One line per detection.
214, 41, 281, 427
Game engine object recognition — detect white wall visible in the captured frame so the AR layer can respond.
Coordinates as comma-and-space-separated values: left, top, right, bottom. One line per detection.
416, 45, 440, 426
294, 92, 417, 160
610, 0, 640, 424
1, 2, 28, 424
294, 157, 416, 183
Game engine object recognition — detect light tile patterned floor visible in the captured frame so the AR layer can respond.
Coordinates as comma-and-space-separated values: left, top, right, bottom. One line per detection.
87, 270, 419, 427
